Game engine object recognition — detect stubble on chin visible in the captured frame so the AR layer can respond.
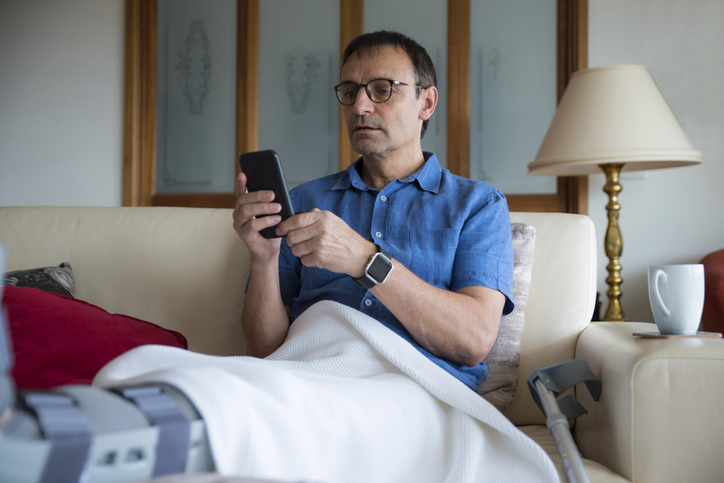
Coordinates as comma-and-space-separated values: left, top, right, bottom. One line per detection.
348, 117, 386, 155
350, 133, 382, 156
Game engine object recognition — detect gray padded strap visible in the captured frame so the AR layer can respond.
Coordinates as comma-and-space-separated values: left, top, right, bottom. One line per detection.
22, 392, 92, 483
117, 385, 190, 476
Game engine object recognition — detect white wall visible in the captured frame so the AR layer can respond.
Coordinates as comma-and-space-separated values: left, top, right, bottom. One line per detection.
588, 0, 724, 322
0, 0, 124, 207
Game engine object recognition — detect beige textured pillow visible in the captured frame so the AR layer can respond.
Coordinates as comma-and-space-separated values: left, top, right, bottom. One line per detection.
479, 222, 536, 412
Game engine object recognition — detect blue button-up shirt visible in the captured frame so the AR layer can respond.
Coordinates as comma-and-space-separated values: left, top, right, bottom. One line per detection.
278, 153, 514, 391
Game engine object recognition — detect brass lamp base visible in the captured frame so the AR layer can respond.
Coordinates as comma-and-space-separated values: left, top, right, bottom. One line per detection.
600, 163, 626, 322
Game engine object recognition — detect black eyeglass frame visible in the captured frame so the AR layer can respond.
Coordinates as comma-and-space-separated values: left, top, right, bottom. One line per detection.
333, 78, 425, 106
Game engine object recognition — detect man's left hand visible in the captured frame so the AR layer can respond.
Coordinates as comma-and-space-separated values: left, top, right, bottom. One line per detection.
276, 209, 377, 278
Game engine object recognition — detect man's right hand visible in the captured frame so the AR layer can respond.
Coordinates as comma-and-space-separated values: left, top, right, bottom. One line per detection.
233, 172, 283, 260
234, 171, 293, 358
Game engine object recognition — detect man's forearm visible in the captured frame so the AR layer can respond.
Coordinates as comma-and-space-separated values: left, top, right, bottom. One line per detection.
276, 209, 505, 366
370, 260, 504, 367
242, 257, 291, 358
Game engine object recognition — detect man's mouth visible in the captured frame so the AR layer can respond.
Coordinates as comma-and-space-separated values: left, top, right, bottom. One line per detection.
353, 125, 378, 134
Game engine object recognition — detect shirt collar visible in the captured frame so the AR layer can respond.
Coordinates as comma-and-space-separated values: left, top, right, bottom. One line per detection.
332, 152, 442, 194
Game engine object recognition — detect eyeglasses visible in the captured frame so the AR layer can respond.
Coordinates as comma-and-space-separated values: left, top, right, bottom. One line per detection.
333, 78, 424, 106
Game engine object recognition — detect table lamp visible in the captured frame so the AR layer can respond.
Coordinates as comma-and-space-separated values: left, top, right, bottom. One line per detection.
528, 65, 702, 321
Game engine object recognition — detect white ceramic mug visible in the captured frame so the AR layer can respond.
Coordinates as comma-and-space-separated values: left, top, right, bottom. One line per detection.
647, 264, 705, 335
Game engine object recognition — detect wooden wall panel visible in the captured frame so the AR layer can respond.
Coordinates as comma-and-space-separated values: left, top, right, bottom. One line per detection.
447, 0, 471, 179
236, 0, 259, 164
338, 0, 364, 171
123, 0, 156, 207
556, 0, 589, 215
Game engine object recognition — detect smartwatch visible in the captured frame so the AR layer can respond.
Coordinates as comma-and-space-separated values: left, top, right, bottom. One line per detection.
353, 245, 393, 290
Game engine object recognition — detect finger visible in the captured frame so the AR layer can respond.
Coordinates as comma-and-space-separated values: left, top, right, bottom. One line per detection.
234, 190, 273, 221
234, 203, 282, 234
235, 190, 276, 212
287, 233, 324, 262
240, 214, 282, 236
276, 209, 315, 237
234, 172, 248, 198
233, 193, 281, 233
238, 201, 282, 220
235, 172, 277, 201
281, 210, 332, 246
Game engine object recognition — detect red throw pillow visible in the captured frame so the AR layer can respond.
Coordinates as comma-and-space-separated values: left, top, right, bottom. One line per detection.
2, 286, 187, 389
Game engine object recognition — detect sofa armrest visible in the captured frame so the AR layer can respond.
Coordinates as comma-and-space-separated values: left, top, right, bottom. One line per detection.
573, 321, 724, 483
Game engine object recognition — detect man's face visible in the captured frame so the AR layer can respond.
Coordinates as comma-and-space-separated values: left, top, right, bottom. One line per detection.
339, 46, 432, 159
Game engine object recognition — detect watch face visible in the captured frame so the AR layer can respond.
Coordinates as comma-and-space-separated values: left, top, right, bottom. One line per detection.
368, 253, 392, 282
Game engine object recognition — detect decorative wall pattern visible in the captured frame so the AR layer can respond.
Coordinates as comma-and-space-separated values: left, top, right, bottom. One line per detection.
156, 0, 237, 194
176, 19, 212, 115
287, 53, 321, 114
164, 17, 213, 187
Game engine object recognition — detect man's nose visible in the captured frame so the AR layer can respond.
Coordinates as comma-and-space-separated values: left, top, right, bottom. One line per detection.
351, 87, 374, 114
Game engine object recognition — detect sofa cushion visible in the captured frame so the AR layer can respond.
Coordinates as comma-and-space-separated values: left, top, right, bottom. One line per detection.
3, 262, 75, 298
478, 222, 536, 411
3, 286, 188, 389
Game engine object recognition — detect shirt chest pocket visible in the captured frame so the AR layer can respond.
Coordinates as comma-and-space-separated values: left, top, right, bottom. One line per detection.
409, 228, 459, 290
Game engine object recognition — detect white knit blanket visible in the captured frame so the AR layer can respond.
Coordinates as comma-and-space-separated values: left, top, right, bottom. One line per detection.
94, 301, 559, 483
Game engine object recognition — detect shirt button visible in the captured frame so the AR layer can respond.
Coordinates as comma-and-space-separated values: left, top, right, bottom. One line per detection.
380, 195, 387, 202
364, 299, 372, 307
375, 232, 382, 238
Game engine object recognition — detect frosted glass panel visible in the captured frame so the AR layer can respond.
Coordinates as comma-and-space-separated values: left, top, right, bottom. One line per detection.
470, 0, 557, 194
258, 0, 340, 188
156, 0, 237, 194
364, 0, 448, 169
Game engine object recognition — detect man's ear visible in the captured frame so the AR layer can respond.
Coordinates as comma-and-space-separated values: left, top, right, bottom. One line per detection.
419, 86, 438, 121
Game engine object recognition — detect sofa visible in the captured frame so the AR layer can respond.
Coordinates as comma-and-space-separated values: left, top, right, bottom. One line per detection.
700, 248, 724, 335
1, 206, 723, 483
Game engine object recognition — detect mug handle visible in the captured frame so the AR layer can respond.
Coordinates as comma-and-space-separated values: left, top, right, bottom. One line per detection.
653, 270, 671, 317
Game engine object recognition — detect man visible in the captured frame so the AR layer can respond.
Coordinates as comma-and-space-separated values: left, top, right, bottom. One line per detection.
233, 31, 514, 392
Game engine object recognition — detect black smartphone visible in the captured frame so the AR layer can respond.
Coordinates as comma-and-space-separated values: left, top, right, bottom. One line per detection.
238, 150, 295, 239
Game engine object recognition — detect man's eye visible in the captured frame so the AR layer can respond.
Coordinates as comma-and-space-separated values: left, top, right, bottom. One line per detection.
341, 86, 357, 97
374, 88, 391, 96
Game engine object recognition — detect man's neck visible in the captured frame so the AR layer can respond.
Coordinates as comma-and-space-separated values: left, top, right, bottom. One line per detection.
359, 150, 427, 191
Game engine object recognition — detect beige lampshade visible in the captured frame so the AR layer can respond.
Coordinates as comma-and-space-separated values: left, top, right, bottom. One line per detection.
528, 65, 702, 176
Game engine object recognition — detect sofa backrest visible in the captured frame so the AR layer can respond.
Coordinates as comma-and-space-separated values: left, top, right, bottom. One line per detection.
0, 206, 596, 425
0, 206, 250, 356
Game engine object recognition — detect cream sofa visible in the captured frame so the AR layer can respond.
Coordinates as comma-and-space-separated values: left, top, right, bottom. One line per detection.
1, 206, 723, 483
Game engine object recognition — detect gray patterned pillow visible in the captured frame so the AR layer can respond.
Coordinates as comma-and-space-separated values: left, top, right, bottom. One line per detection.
479, 223, 536, 411
3, 263, 75, 298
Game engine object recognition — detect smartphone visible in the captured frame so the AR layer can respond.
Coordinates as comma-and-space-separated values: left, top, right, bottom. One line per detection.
238, 150, 295, 239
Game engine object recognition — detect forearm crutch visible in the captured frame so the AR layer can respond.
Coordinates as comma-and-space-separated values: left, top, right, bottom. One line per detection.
527, 360, 602, 483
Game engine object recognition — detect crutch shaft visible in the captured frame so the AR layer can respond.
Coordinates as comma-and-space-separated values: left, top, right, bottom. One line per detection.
534, 379, 590, 483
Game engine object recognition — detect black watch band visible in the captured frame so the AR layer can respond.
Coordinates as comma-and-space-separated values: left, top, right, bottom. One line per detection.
353, 245, 393, 290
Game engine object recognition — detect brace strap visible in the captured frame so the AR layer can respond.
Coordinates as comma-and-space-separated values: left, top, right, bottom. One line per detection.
21, 392, 92, 483
115, 385, 191, 476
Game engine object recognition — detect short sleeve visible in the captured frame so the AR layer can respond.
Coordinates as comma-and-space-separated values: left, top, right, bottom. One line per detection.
450, 190, 515, 315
